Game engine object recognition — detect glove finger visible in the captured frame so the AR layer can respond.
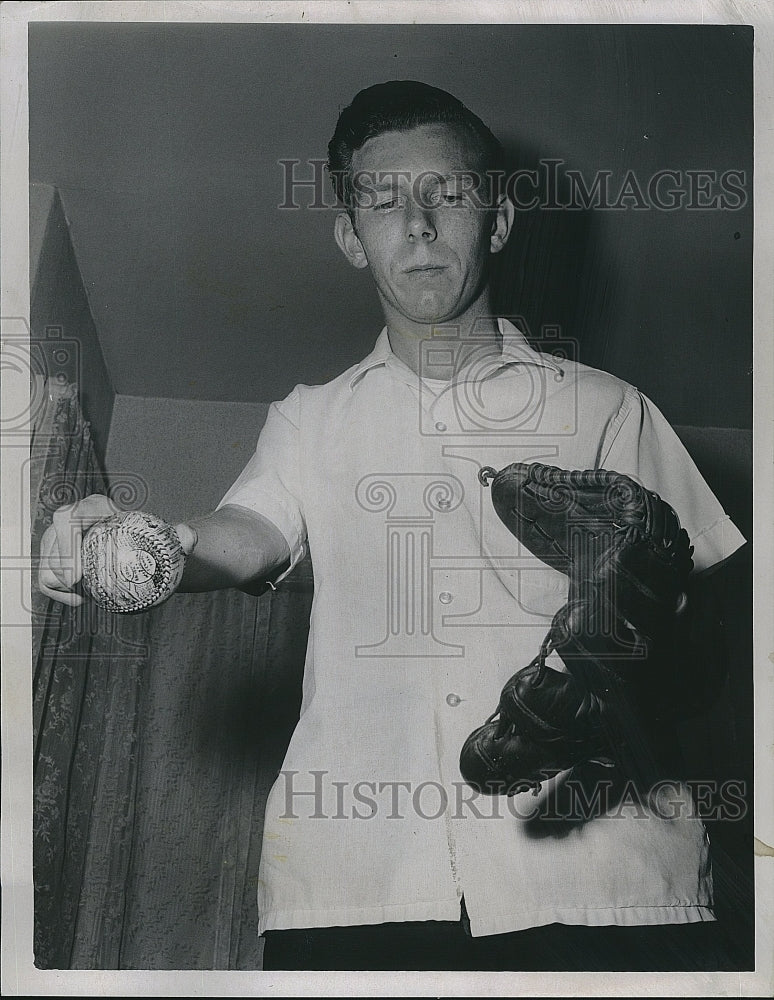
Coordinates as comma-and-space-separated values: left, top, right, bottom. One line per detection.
498, 656, 602, 739
489, 463, 645, 573
459, 718, 557, 796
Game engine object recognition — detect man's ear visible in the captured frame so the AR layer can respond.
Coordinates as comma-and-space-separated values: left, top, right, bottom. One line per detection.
489, 195, 515, 254
334, 212, 369, 270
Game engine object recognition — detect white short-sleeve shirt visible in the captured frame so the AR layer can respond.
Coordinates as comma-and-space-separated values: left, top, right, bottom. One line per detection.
219, 319, 746, 937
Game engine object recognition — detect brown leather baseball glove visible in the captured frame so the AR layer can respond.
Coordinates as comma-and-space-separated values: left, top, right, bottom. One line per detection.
459, 462, 694, 796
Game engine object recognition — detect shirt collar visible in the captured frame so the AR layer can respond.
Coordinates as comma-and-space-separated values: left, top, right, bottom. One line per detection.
348, 327, 395, 388
348, 317, 563, 390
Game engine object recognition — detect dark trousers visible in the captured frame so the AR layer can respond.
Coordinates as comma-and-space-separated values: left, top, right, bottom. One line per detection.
262, 917, 734, 972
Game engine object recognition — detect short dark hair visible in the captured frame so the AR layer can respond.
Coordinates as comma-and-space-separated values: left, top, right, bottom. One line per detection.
327, 80, 505, 209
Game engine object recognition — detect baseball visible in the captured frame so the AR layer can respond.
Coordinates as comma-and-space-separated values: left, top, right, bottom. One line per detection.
81, 510, 186, 613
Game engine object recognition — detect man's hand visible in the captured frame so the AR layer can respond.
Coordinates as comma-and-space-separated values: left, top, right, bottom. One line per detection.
38, 494, 121, 607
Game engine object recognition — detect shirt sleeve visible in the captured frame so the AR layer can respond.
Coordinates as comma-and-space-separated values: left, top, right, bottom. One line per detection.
599, 386, 747, 573
216, 387, 307, 585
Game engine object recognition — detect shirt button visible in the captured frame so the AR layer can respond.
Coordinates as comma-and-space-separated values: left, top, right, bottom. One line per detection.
435, 421, 447, 432
437, 497, 451, 510
446, 693, 462, 707
438, 591, 453, 604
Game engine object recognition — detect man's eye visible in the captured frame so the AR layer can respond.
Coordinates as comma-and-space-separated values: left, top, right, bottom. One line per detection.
425, 191, 465, 207
374, 198, 399, 211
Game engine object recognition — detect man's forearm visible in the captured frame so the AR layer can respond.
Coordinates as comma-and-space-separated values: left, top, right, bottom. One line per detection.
175, 504, 291, 593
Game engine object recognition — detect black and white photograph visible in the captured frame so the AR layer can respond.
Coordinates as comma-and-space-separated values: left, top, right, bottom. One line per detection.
1, 2, 772, 995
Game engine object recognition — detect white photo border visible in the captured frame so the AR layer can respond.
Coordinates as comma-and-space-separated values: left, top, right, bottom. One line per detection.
2, 2, 772, 996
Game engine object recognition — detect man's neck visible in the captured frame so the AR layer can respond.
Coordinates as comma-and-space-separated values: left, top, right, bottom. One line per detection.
385, 311, 502, 380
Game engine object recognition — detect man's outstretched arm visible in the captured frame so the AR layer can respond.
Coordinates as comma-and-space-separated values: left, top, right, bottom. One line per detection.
38, 494, 290, 607
175, 504, 291, 593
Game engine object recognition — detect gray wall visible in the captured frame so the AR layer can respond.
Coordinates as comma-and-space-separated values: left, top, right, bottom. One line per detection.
30, 183, 115, 464
105, 396, 269, 523
29, 23, 752, 430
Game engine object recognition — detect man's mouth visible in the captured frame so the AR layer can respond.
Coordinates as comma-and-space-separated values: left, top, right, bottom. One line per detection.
403, 264, 446, 275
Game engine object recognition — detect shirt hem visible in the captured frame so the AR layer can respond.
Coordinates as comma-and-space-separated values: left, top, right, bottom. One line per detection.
259, 902, 715, 937
259, 899, 462, 935
468, 904, 716, 938
689, 513, 747, 572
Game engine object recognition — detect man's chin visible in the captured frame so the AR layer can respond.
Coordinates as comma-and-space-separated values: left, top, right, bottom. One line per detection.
394, 295, 464, 326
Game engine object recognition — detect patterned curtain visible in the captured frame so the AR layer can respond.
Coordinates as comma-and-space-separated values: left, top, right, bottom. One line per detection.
32, 380, 148, 968
31, 381, 311, 969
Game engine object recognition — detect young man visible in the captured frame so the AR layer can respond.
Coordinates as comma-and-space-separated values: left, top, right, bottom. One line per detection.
39, 81, 745, 971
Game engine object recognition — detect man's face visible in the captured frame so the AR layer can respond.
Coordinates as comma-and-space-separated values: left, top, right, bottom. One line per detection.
338, 123, 506, 327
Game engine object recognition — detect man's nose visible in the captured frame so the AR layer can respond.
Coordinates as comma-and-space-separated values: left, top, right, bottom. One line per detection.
405, 202, 437, 241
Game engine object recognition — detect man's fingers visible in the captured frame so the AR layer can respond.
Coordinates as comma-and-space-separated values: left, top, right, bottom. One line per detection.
38, 527, 84, 604
39, 523, 70, 588
38, 575, 85, 607
69, 494, 121, 522
50, 495, 120, 585
41, 518, 81, 589
39, 495, 119, 598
